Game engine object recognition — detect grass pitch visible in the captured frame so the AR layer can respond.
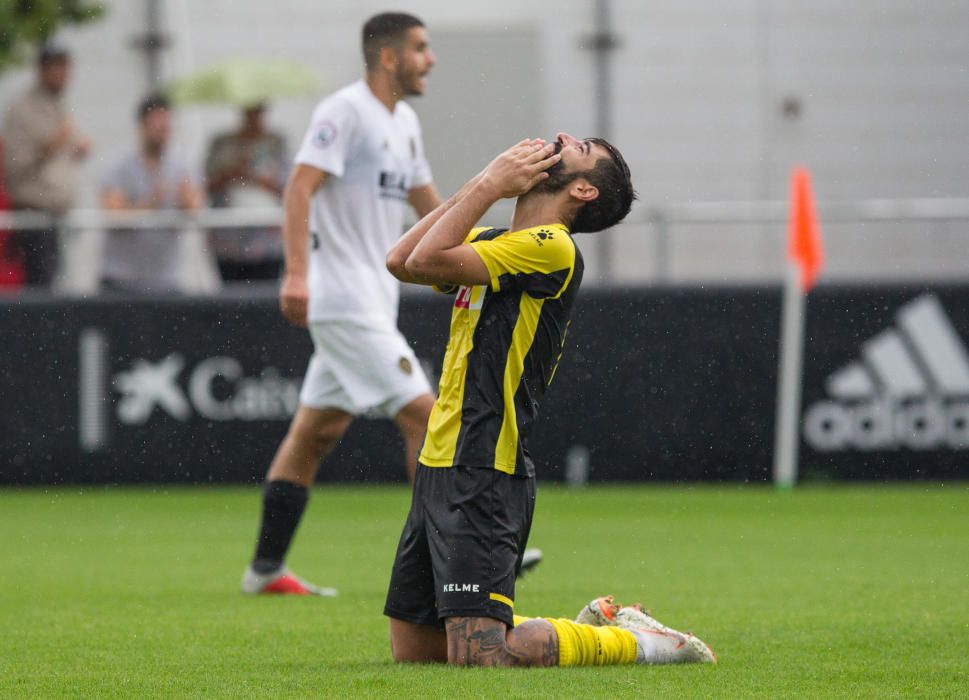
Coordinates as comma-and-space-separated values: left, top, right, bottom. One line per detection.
1, 484, 966, 698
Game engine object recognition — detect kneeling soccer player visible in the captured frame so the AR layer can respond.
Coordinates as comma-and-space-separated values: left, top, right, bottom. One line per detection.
382, 135, 715, 667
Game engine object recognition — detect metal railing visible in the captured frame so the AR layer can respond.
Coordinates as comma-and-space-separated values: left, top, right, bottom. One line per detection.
0, 207, 285, 295
0, 206, 284, 230
637, 197, 969, 282
2, 197, 968, 292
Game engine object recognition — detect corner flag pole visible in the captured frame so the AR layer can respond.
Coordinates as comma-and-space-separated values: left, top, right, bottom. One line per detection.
773, 263, 807, 488
773, 167, 823, 489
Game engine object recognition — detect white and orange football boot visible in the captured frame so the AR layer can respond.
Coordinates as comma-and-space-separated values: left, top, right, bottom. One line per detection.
576, 595, 716, 664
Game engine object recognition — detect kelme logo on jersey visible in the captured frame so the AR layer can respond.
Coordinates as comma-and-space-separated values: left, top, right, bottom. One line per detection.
442, 583, 480, 593
803, 294, 969, 452
529, 229, 555, 246
313, 119, 338, 148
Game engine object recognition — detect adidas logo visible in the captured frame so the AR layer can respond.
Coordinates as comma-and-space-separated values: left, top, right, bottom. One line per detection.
803, 294, 969, 451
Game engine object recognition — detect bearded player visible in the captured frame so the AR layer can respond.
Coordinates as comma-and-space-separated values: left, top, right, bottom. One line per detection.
382, 135, 716, 667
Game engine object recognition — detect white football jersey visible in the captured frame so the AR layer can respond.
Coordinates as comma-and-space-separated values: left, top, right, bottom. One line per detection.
294, 80, 433, 324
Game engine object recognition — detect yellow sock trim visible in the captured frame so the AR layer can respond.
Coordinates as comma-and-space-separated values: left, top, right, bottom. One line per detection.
546, 618, 639, 667
512, 615, 533, 627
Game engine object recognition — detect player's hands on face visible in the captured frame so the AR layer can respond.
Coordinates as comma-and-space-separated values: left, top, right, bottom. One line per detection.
481, 139, 561, 199
279, 274, 309, 327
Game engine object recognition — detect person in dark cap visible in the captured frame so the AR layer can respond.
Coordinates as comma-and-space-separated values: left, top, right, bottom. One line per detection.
2, 40, 90, 287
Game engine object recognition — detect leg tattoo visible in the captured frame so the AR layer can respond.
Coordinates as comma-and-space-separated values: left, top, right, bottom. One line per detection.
445, 617, 559, 667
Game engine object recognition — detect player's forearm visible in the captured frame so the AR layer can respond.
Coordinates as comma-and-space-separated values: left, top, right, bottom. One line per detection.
387, 174, 482, 282
405, 179, 497, 275
281, 183, 311, 278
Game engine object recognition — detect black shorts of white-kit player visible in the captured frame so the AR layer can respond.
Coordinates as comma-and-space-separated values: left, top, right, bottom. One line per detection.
384, 464, 535, 628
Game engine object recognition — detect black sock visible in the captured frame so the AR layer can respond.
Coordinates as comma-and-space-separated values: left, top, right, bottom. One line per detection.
252, 480, 309, 574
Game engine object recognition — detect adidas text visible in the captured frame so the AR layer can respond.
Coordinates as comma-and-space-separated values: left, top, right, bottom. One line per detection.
803, 294, 969, 453
804, 398, 969, 450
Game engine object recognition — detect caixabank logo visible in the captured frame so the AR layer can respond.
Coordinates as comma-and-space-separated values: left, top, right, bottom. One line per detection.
77, 327, 301, 452
803, 294, 969, 451
76, 327, 440, 453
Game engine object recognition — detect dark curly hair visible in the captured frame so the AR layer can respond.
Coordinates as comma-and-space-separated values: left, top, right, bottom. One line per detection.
533, 137, 636, 233
568, 138, 636, 233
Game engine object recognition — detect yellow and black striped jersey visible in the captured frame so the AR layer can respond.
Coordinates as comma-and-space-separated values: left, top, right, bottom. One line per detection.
419, 223, 583, 477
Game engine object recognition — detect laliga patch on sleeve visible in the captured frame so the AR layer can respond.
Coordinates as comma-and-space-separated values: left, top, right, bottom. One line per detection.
313, 120, 338, 148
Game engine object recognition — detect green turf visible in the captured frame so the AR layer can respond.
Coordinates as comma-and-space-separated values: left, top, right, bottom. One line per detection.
0, 484, 966, 698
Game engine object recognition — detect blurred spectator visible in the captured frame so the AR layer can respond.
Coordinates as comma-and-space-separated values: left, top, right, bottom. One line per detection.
100, 94, 203, 293
2, 41, 90, 287
205, 104, 288, 282
0, 138, 26, 289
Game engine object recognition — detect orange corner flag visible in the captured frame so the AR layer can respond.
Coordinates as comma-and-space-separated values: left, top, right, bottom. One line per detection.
788, 167, 824, 292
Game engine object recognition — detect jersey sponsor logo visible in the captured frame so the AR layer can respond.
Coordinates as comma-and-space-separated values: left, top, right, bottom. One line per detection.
454, 285, 486, 311
378, 170, 409, 200
312, 119, 338, 148
803, 294, 969, 451
442, 583, 480, 593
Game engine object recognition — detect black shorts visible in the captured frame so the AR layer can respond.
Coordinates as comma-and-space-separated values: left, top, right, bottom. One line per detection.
384, 463, 536, 628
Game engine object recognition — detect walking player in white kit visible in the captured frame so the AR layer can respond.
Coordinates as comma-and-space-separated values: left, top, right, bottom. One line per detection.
241, 13, 442, 595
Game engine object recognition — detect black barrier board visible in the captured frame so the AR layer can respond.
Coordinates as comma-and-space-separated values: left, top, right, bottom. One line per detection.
533, 287, 782, 482
0, 293, 449, 483
3, 286, 968, 484
799, 286, 969, 480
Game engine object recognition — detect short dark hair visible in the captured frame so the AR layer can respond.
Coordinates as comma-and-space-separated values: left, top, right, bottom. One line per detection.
362, 12, 424, 71
569, 138, 636, 233
137, 93, 170, 121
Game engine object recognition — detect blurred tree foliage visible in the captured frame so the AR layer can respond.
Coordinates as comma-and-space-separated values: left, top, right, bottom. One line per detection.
0, 0, 105, 72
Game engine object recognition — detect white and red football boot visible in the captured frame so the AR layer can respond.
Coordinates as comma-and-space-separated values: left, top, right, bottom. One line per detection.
241, 566, 337, 597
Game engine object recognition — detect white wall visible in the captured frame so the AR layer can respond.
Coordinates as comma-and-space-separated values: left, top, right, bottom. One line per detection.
608, 0, 969, 282
2, 0, 967, 284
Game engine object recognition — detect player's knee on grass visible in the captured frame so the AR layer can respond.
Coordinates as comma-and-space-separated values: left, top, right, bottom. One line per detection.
445, 617, 558, 668
504, 619, 559, 667
389, 619, 447, 664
